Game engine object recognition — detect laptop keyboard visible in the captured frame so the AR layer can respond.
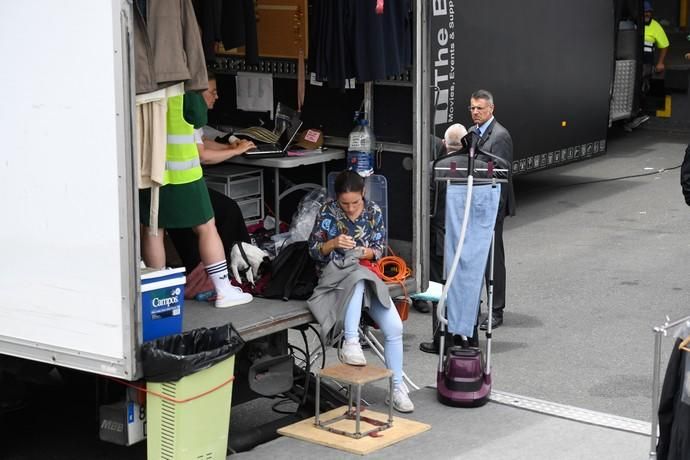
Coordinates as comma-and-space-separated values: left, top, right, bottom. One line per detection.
246, 143, 282, 154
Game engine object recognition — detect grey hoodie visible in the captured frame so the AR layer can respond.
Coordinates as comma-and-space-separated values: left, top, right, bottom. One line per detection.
307, 253, 392, 344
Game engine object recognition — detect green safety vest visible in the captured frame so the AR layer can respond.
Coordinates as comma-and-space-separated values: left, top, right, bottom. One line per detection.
163, 94, 202, 185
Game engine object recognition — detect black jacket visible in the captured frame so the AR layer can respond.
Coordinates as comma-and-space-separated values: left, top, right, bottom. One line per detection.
681, 144, 690, 206
657, 336, 690, 459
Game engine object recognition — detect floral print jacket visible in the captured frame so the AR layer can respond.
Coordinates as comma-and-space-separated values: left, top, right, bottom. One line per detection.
308, 198, 385, 268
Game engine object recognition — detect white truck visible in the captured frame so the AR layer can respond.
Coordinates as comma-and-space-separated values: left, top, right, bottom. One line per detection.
1, 0, 141, 380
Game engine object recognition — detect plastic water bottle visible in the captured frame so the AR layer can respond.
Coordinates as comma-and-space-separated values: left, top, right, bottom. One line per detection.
347, 114, 375, 177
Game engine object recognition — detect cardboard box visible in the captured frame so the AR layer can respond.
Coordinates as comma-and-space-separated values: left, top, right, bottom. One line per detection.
141, 267, 186, 342
99, 399, 146, 446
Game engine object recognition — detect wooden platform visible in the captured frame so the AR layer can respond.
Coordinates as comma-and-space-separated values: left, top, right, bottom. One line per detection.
319, 364, 392, 385
278, 406, 431, 455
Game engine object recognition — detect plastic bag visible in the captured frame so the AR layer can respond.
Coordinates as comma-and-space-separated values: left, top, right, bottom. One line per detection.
288, 187, 328, 243
141, 324, 245, 382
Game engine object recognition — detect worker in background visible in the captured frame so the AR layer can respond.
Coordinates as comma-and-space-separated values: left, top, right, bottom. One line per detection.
166, 72, 257, 273
643, 1, 669, 77
429, 124, 468, 283
468, 90, 514, 332
626, 1, 669, 130
139, 82, 253, 309
194, 71, 257, 164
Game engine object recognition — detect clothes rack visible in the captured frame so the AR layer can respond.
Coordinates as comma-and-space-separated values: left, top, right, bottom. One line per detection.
432, 140, 509, 380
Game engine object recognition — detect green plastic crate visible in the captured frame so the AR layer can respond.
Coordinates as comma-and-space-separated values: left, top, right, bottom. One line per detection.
147, 355, 235, 460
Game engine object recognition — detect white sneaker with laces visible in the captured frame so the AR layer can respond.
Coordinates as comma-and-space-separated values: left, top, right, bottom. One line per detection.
339, 341, 367, 366
215, 286, 253, 308
387, 383, 414, 413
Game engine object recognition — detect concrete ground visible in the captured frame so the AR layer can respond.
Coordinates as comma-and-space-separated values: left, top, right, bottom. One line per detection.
235, 388, 650, 460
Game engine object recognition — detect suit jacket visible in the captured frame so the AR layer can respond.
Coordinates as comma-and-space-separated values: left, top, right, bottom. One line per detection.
469, 119, 516, 219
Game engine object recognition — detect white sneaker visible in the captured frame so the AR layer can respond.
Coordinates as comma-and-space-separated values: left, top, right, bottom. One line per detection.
339, 341, 367, 366
215, 286, 253, 308
387, 384, 414, 413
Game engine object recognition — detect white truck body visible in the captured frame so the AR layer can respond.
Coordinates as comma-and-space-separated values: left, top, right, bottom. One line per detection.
0, 0, 139, 379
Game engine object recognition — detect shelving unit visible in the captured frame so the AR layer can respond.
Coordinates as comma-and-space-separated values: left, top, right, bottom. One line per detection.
204, 164, 264, 225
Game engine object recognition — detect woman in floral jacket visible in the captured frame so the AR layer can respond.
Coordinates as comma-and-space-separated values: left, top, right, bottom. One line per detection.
307, 170, 413, 413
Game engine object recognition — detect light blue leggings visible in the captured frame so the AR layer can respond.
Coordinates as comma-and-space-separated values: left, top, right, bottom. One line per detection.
344, 280, 404, 386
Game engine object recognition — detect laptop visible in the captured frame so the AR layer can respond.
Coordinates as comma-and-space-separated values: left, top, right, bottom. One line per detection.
243, 121, 303, 158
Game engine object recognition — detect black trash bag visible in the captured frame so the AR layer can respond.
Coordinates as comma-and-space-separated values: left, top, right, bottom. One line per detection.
141, 323, 245, 383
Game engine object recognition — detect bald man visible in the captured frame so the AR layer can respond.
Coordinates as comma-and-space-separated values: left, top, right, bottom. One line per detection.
419, 123, 468, 350
443, 123, 468, 153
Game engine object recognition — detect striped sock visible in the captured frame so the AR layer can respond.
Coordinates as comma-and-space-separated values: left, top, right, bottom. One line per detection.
205, 260, 233, 297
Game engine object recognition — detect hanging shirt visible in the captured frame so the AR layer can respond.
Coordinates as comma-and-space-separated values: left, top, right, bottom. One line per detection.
476, 116, 495, 138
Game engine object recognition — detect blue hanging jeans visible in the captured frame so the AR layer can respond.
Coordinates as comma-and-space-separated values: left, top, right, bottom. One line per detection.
444, 184, 500, 337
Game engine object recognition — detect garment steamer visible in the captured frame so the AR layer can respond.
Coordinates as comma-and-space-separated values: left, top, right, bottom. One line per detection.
433, 133, 506, 407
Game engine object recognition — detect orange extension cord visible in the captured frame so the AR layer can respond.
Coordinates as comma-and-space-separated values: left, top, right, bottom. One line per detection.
376, 246, 412, 302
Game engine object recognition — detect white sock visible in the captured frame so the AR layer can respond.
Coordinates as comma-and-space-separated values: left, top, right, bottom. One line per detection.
205, 260, 235, 297
345, 336, 359, 345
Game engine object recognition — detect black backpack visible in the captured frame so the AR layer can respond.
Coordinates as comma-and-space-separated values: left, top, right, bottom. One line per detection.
262, 241, 318, 301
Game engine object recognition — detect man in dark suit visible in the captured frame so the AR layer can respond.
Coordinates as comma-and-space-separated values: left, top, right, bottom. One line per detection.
419, 90, 515, 354
467, 89, 515, 330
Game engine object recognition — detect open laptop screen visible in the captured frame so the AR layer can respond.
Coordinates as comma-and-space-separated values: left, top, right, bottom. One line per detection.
243, 120, 303, 157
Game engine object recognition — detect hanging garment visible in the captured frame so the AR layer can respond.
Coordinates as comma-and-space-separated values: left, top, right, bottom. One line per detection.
308, 0, 353, 89
133, 0, 208, 94
657, 324, 690, 460
351, 0, 411, 82
221, 0, 259, 65
444, 184, 500, 337
191, 0, 223, 63
135, 84, 185, 232
309, 0, 411, 88
136, 88, 168, 191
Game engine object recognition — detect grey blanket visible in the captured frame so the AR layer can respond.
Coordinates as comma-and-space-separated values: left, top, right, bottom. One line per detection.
307, 253, 392, 344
